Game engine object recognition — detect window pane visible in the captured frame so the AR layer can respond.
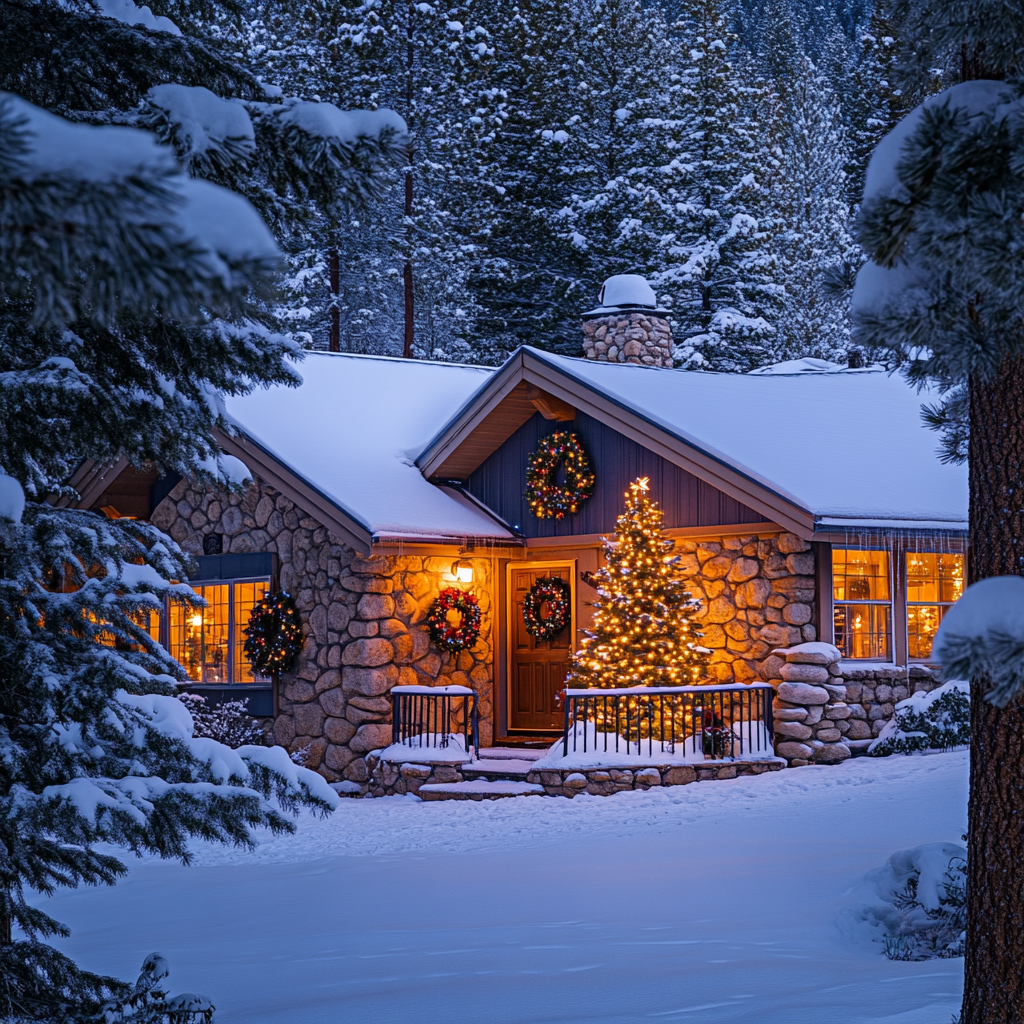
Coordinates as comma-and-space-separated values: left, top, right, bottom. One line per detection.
834, 603, 890, 660
234, 581, 270, 683
169, 584, 229, 682
908, 604, 949, 660
833, 549, 890, 601
906, 553, 964, 605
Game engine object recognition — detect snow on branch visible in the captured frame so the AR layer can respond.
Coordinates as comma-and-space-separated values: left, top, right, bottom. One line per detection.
934, 576, 1024, 706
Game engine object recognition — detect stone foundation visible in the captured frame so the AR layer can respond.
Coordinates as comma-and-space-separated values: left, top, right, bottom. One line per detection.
367, 755, 465, 797
582, 312, 673, 367
842, 664, 940, 751
526, 761, 783, 797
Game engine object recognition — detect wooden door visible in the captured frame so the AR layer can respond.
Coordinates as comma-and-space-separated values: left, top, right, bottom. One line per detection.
508, 563, 574, 733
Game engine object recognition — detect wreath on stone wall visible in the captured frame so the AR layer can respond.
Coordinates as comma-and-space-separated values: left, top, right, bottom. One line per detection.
243, 590, 303, 675
426, 587, 482, 654
524, 431, 596, 519
523, 576, 571, 641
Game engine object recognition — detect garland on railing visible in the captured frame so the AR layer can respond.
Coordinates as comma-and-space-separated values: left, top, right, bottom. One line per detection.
243, 590, 302, 675
523, 576, 571, 641
426, 587, 481, 653
524, 430, 595, 519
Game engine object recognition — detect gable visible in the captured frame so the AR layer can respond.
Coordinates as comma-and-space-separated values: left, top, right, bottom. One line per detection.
465, 411, 770, 539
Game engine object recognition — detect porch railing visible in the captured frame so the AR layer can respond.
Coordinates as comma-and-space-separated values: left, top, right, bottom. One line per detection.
391, 684, 479, 757
561, 683, 775, 761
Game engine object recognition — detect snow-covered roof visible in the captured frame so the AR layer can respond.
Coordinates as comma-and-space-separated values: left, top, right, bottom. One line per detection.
223, 353, 511, 544
524, 350, 967, 528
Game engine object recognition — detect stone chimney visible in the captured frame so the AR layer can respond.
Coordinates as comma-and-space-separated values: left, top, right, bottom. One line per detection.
582, 274, 673, 368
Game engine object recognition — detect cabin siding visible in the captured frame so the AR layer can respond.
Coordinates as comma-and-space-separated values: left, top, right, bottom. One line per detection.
465, 410, 770, 538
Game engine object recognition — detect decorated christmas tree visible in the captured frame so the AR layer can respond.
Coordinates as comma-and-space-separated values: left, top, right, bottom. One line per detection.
566, 478, 711, 689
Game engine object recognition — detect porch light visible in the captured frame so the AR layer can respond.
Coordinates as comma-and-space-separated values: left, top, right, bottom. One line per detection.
450, 559, 474, 584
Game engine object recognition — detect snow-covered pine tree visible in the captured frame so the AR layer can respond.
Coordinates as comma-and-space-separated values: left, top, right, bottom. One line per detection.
770, 57, 856, 362
316, 0, 503, 360
851, 3, 1024, 1017
468, 0, 593, 357
0, 0, 402, 1004
566, 478, 710, 689
845, 0, 905, 207
659, 0, 784, 371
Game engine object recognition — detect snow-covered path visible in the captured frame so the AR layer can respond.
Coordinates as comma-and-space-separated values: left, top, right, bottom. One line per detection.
46, 753, 967, 1024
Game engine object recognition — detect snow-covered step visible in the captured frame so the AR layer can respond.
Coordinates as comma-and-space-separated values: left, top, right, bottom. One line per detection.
418, 780, 545, 801
475, 746, 548, 762
462, 760, 536, 780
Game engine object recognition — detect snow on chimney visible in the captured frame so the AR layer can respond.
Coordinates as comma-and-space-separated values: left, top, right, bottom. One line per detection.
582, 274, 672, 367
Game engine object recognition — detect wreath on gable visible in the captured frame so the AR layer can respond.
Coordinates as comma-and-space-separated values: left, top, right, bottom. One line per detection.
426, 587, 482, 654
523, 576, 571, 641
243, 590, 303, 675
524, 431, 596, 519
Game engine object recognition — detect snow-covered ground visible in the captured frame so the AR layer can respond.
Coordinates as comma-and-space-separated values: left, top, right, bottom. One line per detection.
44, 752, 967, 1024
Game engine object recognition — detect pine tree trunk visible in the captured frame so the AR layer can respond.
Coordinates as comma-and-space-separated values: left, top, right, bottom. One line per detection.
962, 356, 1024, 1023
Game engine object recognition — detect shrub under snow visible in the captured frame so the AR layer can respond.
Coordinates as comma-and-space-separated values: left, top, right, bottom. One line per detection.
869, 681, 970, 756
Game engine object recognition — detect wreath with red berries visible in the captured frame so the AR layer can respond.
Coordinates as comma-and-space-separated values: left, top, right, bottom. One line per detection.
523, 576, 571, 641
524, 431, 596, 519
426, 587, 482, 653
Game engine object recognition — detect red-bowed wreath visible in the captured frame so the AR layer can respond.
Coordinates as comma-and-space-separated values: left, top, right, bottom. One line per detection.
524, 431, 596, 519
523, 576, 571, 641
426, 587, 482, 653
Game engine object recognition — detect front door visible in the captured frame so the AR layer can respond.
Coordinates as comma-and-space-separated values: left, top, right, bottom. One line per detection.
508, 563, 575, 733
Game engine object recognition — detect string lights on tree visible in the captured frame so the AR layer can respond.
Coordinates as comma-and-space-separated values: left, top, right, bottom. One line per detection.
566, 477, 711, 690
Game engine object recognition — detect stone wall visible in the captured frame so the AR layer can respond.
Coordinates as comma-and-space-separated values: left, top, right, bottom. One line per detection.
582, 312, 673, 367
151, 476, 495, 783
676, 531, 817, 684
527, 761, 783, 797
842, 664, 941, 752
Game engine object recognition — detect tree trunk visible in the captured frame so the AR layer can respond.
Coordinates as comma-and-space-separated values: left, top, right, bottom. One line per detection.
328, 226, 340, 353
963, 356, 1024, 1023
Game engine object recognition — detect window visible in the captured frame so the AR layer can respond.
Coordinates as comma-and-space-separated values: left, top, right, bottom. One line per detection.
906, 553, 964, 660
168, 578, 269, 683
833, 549, 891, 660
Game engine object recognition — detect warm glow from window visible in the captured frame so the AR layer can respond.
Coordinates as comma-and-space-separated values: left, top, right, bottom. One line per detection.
907, 552, 964, 659
168, 579, 269, 683
833, 549, 891, 660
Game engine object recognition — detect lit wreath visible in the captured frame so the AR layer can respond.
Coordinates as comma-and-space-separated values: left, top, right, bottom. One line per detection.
524, 431, 596, 519
523, 576, 571, 641
426, 587, 482, 654
243, 590, 303, 675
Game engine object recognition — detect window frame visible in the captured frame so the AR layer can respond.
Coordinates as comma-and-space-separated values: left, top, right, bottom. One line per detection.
831, 546, 894, 662
165, 574, 272, 685
904, 551, 965, 663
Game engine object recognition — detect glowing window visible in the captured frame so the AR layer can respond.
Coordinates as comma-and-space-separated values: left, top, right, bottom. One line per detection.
833, 549, 891, 660
906, 553, 964, 660
168, 579, 269, 683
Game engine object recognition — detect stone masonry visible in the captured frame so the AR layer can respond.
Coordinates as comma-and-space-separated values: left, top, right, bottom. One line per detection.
582, 312, 673, 367
151, 475, 494, 784
676, 531, 817, 684
768, 643, 852, 766
842, 664, 941, 753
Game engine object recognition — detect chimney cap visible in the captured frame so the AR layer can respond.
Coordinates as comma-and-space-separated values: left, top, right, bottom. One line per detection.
583, 274, 670, 317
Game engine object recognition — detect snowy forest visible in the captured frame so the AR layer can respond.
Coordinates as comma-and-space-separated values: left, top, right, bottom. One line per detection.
3, 0, 923, 373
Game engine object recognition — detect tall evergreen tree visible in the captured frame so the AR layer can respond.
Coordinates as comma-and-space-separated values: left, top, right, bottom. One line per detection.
852, 3, 1024, 1018
771, 57, 856, 362
0, 0, 400, 1013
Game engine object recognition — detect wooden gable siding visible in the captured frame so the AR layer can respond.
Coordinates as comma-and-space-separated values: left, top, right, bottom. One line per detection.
465, 410, 770, 539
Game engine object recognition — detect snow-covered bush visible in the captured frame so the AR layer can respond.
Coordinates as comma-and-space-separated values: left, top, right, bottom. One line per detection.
842, 843, 966, 962
869, 681, 970, 756
177, 693, 267, 749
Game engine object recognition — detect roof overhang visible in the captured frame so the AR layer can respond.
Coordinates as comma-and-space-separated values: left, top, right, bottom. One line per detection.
418, 348, 817, 539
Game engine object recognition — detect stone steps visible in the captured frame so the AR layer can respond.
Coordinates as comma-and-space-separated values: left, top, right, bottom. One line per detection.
418, 780, 545, 801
